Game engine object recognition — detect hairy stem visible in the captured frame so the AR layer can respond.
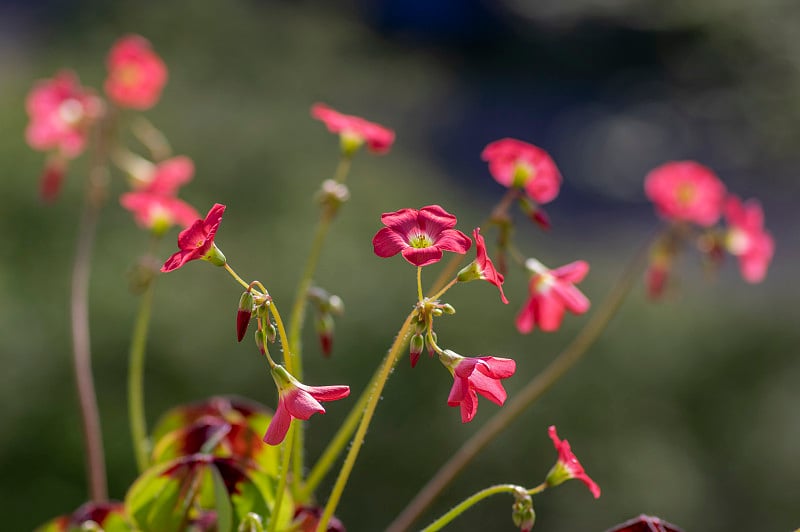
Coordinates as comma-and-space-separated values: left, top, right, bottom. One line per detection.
128, 278, 156, 473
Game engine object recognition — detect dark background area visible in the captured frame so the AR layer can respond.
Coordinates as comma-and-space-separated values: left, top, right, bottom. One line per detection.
1, 0, 798, 530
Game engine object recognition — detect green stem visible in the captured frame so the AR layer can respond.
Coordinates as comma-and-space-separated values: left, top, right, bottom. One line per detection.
128, 277, 156, 473
417, 267, 424, 302
314, 310, 418, 532
420, 484, 523, 532
267, 421, 295, 532
386, 243, 650, 532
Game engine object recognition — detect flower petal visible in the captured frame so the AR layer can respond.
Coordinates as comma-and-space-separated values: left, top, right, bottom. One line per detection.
302, 384, 351, 402
435, 229, 472, 255
551, 260, 589, 283
401, 246, 443, 267
263, 400, 292, 445
417, 205, 458, 233
372, 227, 408, 258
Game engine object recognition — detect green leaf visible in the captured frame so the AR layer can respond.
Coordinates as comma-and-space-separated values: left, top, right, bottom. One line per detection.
211, 465, 233, 532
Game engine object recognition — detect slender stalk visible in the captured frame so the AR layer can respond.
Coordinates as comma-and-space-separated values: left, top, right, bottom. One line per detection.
387, 244, 650, 532
421, 483, 545, 532
315, 310, 418, 532
128, 278, 156, 473
268, 422, 295, 532
417, 267, 424, 302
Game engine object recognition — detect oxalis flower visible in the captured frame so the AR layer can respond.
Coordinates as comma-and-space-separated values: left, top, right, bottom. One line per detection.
372, 205, 472, 267
161, 203, 227, 272
440, 349, 516, 423
724, 195, 774, 283
516, 259, 590, 333
263, 365, 350, 445
545, 425, 601, 498
105, 35, 167, 110
121, 193, 199, 235
137, 155, 195, 196
311, 103, 395, 155
481, 138, 562, 204
644, 161, 726, 227
457, 227, 509, 304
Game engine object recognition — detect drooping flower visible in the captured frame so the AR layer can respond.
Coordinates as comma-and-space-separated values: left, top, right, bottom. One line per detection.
457, 227, 509, 304
724, 195, 774, 283
121, 192, 199, 234
105, 35, 168, 109
161, 203, 227, 272
25, 70, 103, 158
263, 365, 350, 445
481, 138, 562, 204
294, 505, 346, 532
515, 259, 590, 333
137, 155, 195, 196
644, 161, 726, 227
545, 425, 601, 498
441, 349, 516, 423
311, 103, 395, 155
372, 205, 472, 267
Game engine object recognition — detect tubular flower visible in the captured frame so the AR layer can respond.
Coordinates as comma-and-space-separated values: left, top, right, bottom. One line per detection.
724, 195, 774, 283
644, 161, 726, 227
120, 193, 199, 235
25, 70, 103, 158
516, 259, 590, 333
161, 203, 226, 272
372, 205, 472, 267
311, 103, 395, 155
105, 35, 167, 109
263, 365, 350, 446
457, 227, 509, 304
441, 350, 516, 423
545, 425, 601, 498
481, 138, 562, 204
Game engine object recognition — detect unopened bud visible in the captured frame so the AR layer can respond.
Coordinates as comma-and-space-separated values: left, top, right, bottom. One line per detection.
39, 156, 67, 204
426, 331, 438, 357
440, 303, 456, 315
511, 488, 535, 532
254, 327, 267, 355
409, 333, 425, 368
236, 291, 254, 342
328, 294, 344, 316
316, 313, 335, 357
518, 197, 551, 230
432, 308, 443, 317
238, 512, 264, 532
266, 322, 277, 344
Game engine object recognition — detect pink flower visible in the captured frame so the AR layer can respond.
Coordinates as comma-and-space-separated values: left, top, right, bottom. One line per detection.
644, 161, 726, 226
137, 156, 195, 196
724, 195, 774, 283
515, 259, 590, 333
161, 203, 227, 272
311, 103, 395, 155
545, 425, 601, 498
263, 365, 350, 445
120, 192, 199, 234
25, 70, 103, 158
457, 228, 508, 304
481, 138, 562, 204
442, 350, 516, 423
372, 205, 472, 267
105, 35, 167, 109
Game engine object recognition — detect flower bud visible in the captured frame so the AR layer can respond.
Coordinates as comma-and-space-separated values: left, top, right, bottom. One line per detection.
440, 303, 456, 315
518, 197, 551, 230
236, 291, 254, 342
316, 313, 335, 357
432, 308, 443, 317
39, 155, 67, 204
511, 488, 535, 532
254, 327, 267, 355
426, 331, 438, 357
409, 333, 425, 368
266, 322, 277, 344
238, 512, 264, 532
328, 294, 344, 316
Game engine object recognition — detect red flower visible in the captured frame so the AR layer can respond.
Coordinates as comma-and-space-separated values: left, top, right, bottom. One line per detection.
25, 70, 103, 158
481, 138, 562, 204
457, 228, 508, 304
105, 35, 167, 109
516, 259, 590, 333
121, 192, 199, 234
442, 350, 516, 423
644, 161, 726, 227
724, 195, 774, 283
137, 155, 195, 196
263, 365, 350, 445
311, 103, 395, 155
372, 205, 472, 267
161, 203, 226, 272
545, 425, 601, 498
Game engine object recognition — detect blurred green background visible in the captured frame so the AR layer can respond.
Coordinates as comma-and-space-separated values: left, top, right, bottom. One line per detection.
1, 0, 798, 530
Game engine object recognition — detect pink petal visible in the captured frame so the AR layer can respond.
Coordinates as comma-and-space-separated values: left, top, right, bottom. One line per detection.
161, 249, 193, 272
435, 229, 472, 255
453, 358, 481, 379
380, 208, 420, 233
459, 389, 479, 423
177, 218, 207, 250
475, 357, 516, 379
401, 246, 443, 267
447, 376, 468, 405
303, 384, 351, 402
263, 400, 292, 445
203, 203, 226, 239
537, 292, 565, 332
551, 260, 589, 283
417, 205, 458, 233
469, 371, 507, 405
552, 283, 590, 315
145, 156, 194, 196
515, 295, 538, 334
284, 389, 326, 420
372, 227, 408, 258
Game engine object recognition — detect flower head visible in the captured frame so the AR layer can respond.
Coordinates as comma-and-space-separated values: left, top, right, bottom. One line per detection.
121, 192, 199, 235
372, 205, 472, 267
161, 203, 226, 272
516, 259, 590, 333
311, 103, 395, 155
457, 228, 509, 304
545, 425, 601, 498
481, 138, 562, 204
105, 35, 168, 109
25, 70, 103, 158
724, 195, 774, 283
441, 350, 516, 423
644, 161, 726, 226
263, 365, 350, 445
